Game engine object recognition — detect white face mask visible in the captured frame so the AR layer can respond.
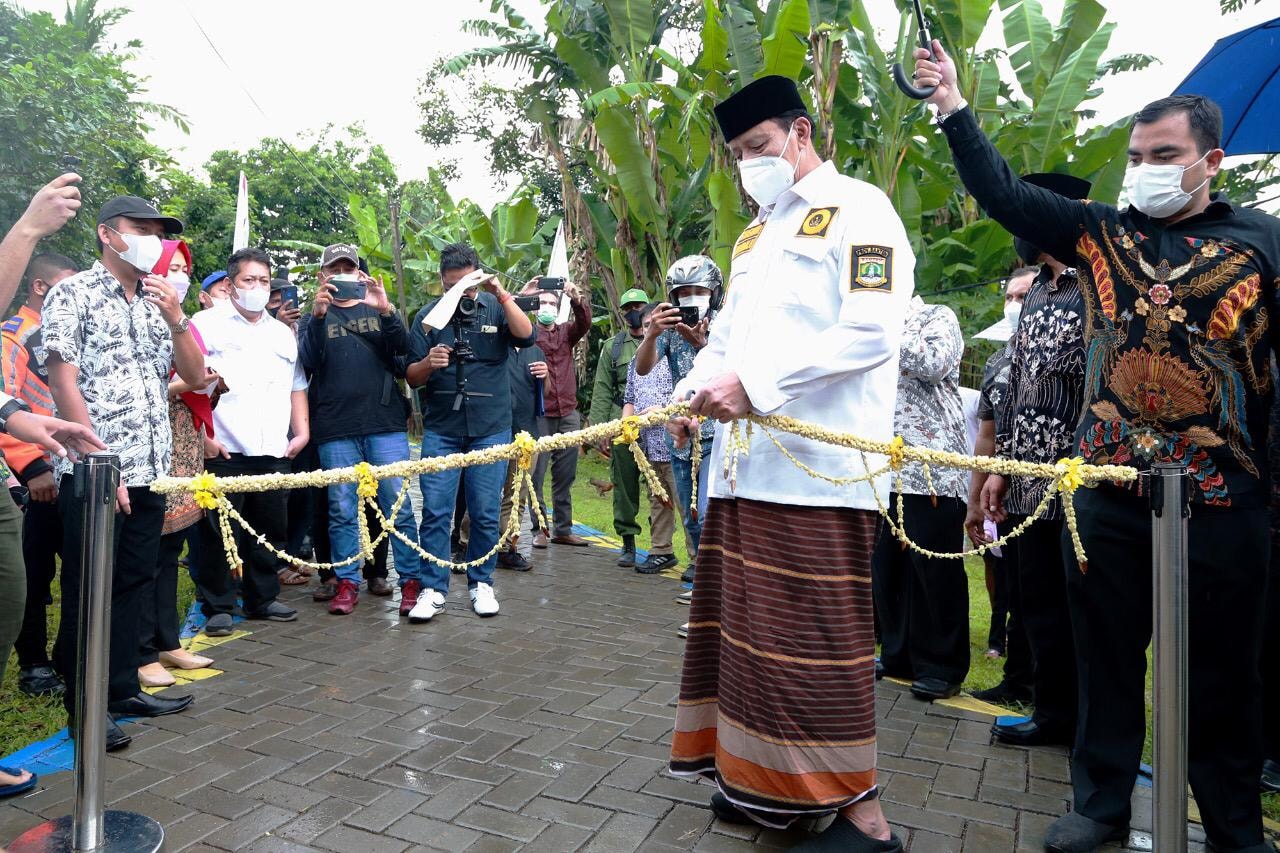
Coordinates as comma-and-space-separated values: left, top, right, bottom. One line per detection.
738, 124, 798, 208
107, 227, 163, 273
680, 294, 712, 321
168, 272, 191, 302
1123, 151, 1210, 219
233, 285, 271, 314
1004, 300, 1022, 329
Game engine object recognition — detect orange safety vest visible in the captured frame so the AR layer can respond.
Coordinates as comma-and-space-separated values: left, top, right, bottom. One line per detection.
0, 304, 56, 480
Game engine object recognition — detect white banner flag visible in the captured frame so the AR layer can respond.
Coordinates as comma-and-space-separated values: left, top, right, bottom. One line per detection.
232, 171, 250, 251
548, 220, 572, 324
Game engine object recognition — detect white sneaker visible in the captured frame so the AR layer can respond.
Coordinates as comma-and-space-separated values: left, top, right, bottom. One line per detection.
470, 583, 499, 617
407, 590, 447, 623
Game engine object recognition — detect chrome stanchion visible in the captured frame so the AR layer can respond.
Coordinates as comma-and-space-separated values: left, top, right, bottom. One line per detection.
1151, 463, 1189, 852
10, 454, 163, 853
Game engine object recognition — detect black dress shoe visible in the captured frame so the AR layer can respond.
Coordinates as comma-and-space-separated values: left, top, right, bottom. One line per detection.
991, 718, 1072, 747
367, 577, 394, 596
68, 714, 132, 752
788, 817, 903, 851
497, 550, 531, 571
875, 660, 885, 681
108, 691, 193, 718
910, 677, 961, 701
709, 792, 755, 825
246, 600, 297, 622
18, 665, 65, 697
681, 562, 696, 583
970, 680, 1033, 705
1261, 758, 1280, 793
1043, 811, 1127, 852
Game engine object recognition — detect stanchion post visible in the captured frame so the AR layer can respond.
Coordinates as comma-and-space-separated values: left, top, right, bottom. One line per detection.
1151, 463, 1189, 852
9, 453, 163, 853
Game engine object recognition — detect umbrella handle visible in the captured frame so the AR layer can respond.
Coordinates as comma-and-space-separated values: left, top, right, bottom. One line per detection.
893, 0, 939, 100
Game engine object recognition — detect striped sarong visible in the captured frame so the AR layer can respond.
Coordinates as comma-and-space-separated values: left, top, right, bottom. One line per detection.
670, 496, 879, 828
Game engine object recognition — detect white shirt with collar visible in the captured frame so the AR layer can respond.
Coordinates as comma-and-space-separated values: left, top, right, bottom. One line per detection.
193, 306, 308, 458
674, 159, 916, 510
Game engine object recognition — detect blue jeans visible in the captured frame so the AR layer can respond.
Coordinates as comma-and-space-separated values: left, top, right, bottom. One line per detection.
671, 438, 712, 558
418, 430, 511, 593
318, 432, 420, 586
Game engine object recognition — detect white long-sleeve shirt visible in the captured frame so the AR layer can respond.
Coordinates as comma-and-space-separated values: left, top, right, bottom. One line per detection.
674, 160, 915, 510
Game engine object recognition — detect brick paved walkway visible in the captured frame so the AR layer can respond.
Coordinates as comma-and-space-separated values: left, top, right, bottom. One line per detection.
0, 536, 1217, 852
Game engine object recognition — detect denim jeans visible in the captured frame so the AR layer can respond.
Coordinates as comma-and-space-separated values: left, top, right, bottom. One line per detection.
318, 432, 420, 586
418, 430, 511, 593
670, 438, 712, 558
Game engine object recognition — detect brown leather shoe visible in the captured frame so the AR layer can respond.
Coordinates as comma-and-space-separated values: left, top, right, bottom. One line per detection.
550, 534, 589, 547
312, 579, 338, 602
367, 577, 393, 596
532, 531, 549, 549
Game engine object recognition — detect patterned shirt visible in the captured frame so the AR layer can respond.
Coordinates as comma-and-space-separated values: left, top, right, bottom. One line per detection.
624, 357, 674, 462
42, 261, 174, 487
995, 267, 1087, 518
977, 345, 1012, 423
893, 297, 968, 499
653, 328, 714, 460
945, 107, 1280, 507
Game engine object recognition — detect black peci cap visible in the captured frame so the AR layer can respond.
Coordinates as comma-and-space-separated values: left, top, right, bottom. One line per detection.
713, 75, 807, 143
1021, 172, 1092, 200
96, 196, 183, 234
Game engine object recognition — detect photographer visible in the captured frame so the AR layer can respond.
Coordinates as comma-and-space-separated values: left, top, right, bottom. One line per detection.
298, 242, 417, 616
406, 243, 534, 620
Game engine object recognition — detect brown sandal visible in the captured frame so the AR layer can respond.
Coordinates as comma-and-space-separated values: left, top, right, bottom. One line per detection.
278, 568, 308, 585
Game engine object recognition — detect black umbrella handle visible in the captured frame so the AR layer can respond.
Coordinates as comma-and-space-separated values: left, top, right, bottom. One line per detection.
893, 0, 939, 100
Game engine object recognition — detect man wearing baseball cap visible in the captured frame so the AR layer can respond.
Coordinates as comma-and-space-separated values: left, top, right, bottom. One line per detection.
587, 288, 650, 568
196, 270, 230, 313
42, 195, 208, 746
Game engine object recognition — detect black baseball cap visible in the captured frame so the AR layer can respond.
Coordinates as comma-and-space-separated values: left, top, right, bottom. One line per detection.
321, 243, 359, 268
96, 196, 184, 234
270, 278, 290, 292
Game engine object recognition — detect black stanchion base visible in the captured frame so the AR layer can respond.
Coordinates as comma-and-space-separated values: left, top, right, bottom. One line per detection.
9, 810, 163, 853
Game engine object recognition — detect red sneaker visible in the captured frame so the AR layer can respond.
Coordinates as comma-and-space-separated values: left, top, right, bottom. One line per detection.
328, 580, 359, 615
399, 580, 421, 617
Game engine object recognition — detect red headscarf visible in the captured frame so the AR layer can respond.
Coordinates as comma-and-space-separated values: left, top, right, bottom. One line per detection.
152, 240, 215, 438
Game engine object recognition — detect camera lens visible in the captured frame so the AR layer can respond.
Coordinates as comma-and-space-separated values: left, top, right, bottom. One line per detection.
457, 296, 477, 316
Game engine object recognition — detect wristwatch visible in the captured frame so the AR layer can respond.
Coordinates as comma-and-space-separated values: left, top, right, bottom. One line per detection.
0, 395, 32, 433
935, 98, 969, 124
170, 316, 191, 334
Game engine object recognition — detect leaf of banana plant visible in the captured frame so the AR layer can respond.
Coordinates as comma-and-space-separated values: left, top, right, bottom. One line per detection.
998, 0, 1054, 100
1041, 0, 1106, 88
698, 0, 731, 74
761, 0, 811, 80
1027, 22, 1114, 171
724, 0, 765, 82
592, 104, 665, 233
707, 168, 750, 275
604, 0, 656, 66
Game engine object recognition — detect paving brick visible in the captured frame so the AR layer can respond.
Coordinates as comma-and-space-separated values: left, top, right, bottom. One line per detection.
413, 779, 493, 820
275, 796, 360, 842
162, 812, 229, 851
343, 787, 428, 833
313, 823, 410, 852
201, 803, 293, 850
479, 770, 552, 810
455, 803, 550, 842
385, 813, 483, 849
647, 802, 715, 847
521, 823, 594, 852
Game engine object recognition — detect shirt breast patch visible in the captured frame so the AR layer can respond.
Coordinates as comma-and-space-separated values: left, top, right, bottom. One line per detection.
733, 223, 764, 260
797, 207, 838, 239
851, 245, 893, 293
1, 317, 21, 335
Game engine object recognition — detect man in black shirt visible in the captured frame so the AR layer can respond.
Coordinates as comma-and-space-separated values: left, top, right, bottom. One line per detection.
917, 46, 1280, 853
298, 242, 417, 617
496, 344, 547, 571
406, 243, 535, 620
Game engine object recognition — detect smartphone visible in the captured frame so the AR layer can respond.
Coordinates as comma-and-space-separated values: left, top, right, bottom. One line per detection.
678, 305, 701, 326
278, 284, 298, 307
513, 294, 541, 312
60, 154, 81, 174
330, 276, 366, 301
538, 276, 565, 291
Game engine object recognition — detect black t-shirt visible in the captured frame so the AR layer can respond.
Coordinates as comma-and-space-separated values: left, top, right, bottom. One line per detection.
508, 345, 545, 437
407, 292, 537, 438
298, 304, 411, 445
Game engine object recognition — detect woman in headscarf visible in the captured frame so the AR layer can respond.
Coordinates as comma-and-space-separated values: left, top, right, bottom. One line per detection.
138, 240, 217, 687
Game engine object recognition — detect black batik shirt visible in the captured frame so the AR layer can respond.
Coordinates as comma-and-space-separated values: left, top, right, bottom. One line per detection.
977, 345, 1012, 424
994, 266, 1087, 518
943, 107, 1280, 507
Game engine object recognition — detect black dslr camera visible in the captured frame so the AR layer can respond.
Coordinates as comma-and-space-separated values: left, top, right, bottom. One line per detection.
449, 295, 479, 363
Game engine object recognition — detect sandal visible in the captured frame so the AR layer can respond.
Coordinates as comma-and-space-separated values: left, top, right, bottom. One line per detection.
0, 766, 37, 798
278, 568, 308, 585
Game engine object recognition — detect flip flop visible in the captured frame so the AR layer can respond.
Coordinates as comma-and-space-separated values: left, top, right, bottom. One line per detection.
0, 766, 37, 798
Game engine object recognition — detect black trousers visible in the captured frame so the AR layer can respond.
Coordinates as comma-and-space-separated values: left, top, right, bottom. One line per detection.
1262, 516, 1280, 763
54, 476, 166, 710
195, 454, 290, 615
14, 498, 61, 666
1065, 486, 1266, 849
872, 494, 970, 684
985, 552, 1009, 651
286, 443, 318, 556
1003, 513, 1076, 730
139, 528, 185, 663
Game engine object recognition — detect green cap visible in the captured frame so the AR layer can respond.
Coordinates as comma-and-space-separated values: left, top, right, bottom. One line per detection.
619, 288, 648, 306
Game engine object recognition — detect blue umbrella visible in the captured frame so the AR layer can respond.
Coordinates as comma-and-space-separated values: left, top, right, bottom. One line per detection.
1173, 16, 1280, 156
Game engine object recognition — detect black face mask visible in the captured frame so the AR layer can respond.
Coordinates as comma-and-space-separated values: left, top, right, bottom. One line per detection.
624, 309, 643, 330
267, 306, 280, 318
1013, 237, 1041, 266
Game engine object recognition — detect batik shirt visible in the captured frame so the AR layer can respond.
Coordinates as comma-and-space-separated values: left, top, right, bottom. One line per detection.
977, 345, 1012, 424
994, 267, 1087, 518
652, 328, 714, 460
624, 357, 674, 462
42, 261, 174, 487
944, 107, 1280, 507
892, 297, 968, 499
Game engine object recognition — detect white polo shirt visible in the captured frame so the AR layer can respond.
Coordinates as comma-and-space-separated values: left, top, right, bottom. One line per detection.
193, 306, 308, 458
674, 160, 916, 510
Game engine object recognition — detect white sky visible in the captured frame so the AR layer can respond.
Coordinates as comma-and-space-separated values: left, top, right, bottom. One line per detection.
14, 0, 1279, 210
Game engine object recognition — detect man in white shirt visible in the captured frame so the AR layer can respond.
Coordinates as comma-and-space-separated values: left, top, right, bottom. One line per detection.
192, 248, 309, 636
666, 76, 912, 853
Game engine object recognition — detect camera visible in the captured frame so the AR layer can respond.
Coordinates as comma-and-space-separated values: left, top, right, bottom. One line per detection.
449, 296, 479, 363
